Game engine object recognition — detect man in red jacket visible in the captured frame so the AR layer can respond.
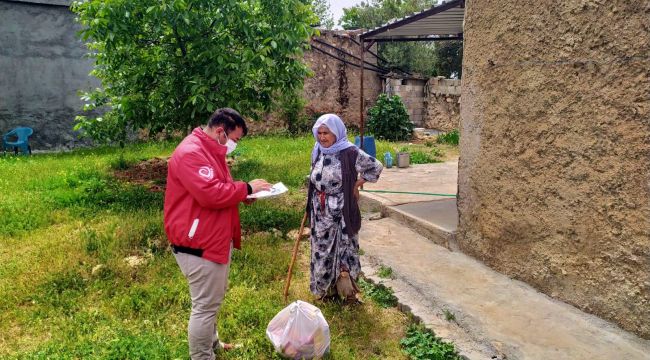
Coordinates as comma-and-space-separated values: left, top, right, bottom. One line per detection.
164, 108, 271, 359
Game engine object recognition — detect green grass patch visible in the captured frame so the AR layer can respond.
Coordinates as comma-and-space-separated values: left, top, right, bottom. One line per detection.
1, 135, 430, 359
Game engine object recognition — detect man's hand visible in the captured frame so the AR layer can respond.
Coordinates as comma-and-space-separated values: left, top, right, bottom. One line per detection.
353, 178, 366, 201
248, 179, 272, 194
243, 198, 256, 205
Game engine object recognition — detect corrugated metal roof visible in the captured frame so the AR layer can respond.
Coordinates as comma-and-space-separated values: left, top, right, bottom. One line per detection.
360, 0, 464, 41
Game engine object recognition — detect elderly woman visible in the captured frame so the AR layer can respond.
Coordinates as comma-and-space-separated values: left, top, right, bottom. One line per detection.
306, 114, 383, 304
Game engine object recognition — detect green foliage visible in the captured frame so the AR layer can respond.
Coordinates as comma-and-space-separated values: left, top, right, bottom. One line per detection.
340, 0, 436, 30
71, 0, 318, 145
278, 90, 311, 135
378, 265, 394, 279
408, 151, 435, 164
436, 129, 459, 145
358, 278, 398, 308
367, 94, 414, 141
381, 42, 440, 77
312, 0, 335, 29
340, 0, 461, 77
433, 41, 463, 78
400, 323, 461, 360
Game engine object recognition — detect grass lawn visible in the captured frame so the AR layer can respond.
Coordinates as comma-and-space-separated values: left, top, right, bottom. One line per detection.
0, 134, 458, 359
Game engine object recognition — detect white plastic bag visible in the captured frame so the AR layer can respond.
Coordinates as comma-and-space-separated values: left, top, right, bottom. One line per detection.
266, 300, 330, 359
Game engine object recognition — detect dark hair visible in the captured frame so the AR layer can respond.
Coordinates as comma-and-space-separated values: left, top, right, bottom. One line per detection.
208, 108, 248, 136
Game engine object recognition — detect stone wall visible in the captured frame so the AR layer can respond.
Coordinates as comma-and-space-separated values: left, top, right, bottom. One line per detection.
424, 77, 460, 131
303, 30, 382, 129
459, 0, 649, 338
0, 0, 98, 150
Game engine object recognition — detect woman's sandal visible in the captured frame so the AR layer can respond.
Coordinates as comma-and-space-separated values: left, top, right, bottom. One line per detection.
215, 341, 243, 352
343, 296, 363, 306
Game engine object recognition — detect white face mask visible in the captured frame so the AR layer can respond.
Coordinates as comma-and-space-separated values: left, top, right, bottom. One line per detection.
217, 128, 237, 154
225, 138, 237, 154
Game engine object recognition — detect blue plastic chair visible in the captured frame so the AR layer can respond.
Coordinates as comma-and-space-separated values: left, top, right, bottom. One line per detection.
3, 127, 33, 155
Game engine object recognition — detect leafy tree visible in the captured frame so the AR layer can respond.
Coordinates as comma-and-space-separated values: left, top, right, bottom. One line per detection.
340, 0, 462, 78
71, 0, 317, 144
433, 40, 463, 78
340, 0, 433, 30
311, 0, 335, 29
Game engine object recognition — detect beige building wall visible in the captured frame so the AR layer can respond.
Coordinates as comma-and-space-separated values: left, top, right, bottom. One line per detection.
458, 0, 649, 338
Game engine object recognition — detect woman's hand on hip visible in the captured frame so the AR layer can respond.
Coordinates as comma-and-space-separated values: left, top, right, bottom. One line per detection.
354, 179, 366, 201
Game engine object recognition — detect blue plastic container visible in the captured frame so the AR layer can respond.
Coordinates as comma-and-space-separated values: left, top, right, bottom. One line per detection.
354, 136, 377, 159
384, 152, 393, 168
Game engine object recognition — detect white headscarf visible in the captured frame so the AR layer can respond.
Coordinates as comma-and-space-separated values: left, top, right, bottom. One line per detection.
311, 114, 355, 163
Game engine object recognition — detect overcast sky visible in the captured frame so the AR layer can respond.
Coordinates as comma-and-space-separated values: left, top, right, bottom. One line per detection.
329, 0, 365, 27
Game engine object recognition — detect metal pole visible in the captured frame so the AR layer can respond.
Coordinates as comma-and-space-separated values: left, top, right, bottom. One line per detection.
359, 38, 365, 151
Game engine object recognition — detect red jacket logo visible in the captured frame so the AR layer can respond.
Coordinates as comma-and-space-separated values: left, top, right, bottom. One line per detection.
198, 166, 214, 180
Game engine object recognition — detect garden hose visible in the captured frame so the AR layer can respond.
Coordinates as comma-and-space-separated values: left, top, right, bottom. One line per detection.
361, 189, 457, 197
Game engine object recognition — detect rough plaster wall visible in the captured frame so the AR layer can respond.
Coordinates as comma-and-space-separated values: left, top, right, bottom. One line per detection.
0, 1, 98, 149
459, 0, 650, 338
424, 77, 461, 131
424, 94, 460, 131
303, 30, 382, 128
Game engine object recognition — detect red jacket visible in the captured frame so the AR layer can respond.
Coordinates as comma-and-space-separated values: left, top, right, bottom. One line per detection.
164, 127, 249, 264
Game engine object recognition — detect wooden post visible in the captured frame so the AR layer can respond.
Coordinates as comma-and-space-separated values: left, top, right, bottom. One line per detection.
283, 212, 308, 303
359, 38, 365, 151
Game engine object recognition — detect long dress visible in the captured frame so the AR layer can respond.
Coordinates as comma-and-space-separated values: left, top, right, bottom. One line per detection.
309, 149, 383, 297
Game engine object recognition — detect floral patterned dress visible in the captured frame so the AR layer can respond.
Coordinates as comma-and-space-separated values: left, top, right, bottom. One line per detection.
309, 149, 383, 296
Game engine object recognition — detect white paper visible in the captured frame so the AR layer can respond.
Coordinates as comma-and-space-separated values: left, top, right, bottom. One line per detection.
247, 182, 288, 199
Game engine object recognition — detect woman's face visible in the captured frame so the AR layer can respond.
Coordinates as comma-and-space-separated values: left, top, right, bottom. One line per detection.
317, 125, 337, 148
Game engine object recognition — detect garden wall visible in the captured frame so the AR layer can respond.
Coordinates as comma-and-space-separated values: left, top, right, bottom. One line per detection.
384, 76, 460, 131
304, 30, 382, 129
0, 0, 97, 150
458, 0, 650, 338
424, 77, 460, 131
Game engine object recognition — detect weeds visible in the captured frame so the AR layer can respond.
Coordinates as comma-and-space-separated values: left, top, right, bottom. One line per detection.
378, 265, 394, 279
400, 323, 461, 360
443, 309, 456, 322
358, 278, 398, 308
436, 130, 459, 146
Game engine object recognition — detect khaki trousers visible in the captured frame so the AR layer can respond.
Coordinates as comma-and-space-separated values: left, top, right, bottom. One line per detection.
174, 247, 231, 360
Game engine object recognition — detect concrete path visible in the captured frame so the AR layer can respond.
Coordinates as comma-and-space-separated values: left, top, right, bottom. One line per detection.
359, 216, 650, 360
362, 160, 458, 206
357, 161, 650, 359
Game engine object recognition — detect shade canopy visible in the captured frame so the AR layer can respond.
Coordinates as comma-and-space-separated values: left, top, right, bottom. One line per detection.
360, 0, 464, 42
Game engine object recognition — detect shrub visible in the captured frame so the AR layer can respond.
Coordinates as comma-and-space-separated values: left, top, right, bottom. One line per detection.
367, 94, 414, 141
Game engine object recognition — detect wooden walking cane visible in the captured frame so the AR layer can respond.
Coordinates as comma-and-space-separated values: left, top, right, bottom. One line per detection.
283, 212, 308, 303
